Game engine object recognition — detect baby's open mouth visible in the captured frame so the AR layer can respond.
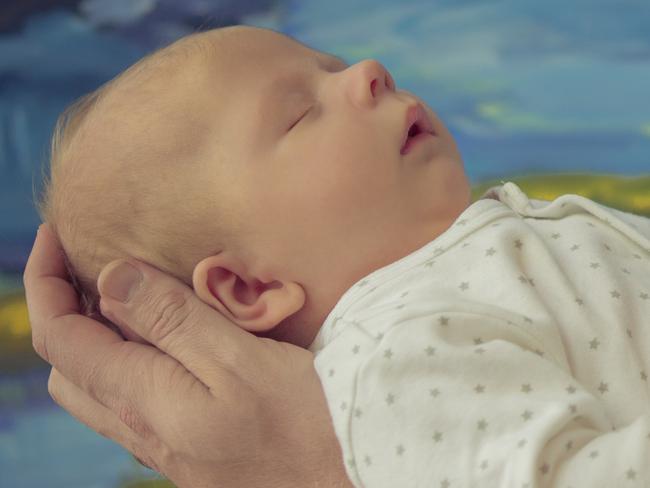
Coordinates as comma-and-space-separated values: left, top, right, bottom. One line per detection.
408, 122, 423, 138
400, 103, 435, 155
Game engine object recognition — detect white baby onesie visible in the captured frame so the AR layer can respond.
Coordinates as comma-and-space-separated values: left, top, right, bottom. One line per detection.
309, 181, 650, 488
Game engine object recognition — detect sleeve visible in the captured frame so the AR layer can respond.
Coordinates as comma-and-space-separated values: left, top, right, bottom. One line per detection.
527, 193, 650, 252
317, 312, 650, 487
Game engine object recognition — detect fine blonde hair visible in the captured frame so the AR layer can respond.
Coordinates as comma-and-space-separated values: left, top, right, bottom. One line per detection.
34, 32, 241, 324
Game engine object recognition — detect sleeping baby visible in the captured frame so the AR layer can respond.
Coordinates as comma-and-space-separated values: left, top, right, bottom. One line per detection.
38, 24, 650, 487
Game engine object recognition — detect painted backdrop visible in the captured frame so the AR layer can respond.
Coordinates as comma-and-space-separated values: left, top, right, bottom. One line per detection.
1, 0, 649, 487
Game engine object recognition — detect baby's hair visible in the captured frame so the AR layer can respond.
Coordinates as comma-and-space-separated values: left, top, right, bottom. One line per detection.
34, 29, 243, 326
35, 84, 109, 320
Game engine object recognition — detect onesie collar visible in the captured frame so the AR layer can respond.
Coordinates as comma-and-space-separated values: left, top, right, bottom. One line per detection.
308, 183, 516, 353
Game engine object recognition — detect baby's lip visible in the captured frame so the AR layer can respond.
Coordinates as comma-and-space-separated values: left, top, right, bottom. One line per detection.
400, 103, 435, 154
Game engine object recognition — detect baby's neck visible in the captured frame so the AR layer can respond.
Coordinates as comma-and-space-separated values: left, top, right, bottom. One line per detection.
256, 276, 351, 348
255, 291, 329, 348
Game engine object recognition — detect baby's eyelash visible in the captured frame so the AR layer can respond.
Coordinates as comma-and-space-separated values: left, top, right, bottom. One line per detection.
288, 107, 311, 131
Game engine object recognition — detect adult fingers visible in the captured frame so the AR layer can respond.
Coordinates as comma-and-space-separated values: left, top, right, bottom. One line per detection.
47, 367, 160, 472
48, 367, 137, 443
24, 224, 82, 363
23, 225, 193, 437
97, 259, 259, 388
23, 224, 137, 396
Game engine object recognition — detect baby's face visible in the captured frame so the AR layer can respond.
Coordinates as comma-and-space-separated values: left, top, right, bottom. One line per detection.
143, 26, 470, 345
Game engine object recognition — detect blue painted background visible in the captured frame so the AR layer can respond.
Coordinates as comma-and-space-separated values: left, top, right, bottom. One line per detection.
2, 0, 650, 274
1, 0, 649, 486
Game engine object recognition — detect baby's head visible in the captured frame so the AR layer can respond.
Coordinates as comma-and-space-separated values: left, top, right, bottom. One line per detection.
37, 25, 471, 348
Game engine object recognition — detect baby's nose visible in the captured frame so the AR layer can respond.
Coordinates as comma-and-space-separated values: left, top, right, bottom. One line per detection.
367, 60, 396, 97
351, 59, 396, 107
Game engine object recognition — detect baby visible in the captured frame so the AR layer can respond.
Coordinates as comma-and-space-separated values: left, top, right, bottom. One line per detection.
38, 24, 470, 349
38, 24, 650, 487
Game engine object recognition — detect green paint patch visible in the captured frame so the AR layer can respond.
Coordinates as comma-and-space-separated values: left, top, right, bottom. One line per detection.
119, 479, 176, 488
471, 172, 650, 218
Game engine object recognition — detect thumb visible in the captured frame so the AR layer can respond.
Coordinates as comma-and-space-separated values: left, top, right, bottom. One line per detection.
97, 259, 259, 384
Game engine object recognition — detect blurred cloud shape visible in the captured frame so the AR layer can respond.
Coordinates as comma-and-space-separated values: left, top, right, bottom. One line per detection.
80, 0, 158, 26
0, 11, 146, 79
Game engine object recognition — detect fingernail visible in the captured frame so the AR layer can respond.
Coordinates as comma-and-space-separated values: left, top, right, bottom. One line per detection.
100, 261, 143, 303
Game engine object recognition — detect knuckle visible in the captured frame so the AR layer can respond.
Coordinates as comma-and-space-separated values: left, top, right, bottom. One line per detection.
22, 267, 28, 288
119, 402, 153, 440
147, 289, 193, 345
31, 328, 50, 363
157, 355, 189, 389
143, 443, 167, 476
31, 334, 45, 362
81, 349, 119, 406
144, 454, 161, 475
155, 436, 171, 460
131, 442, 161, 474
211, 340, 249, 374
81, 361, 103, 403
133, 454, 154, 471
95, 423, 113, 440
47, 370, 62, 405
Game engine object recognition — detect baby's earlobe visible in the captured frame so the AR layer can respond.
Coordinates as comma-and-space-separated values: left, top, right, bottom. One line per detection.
191, 254, 305, 332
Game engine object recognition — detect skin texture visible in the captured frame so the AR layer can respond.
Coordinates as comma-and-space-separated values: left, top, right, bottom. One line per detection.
25, 225, 354, 488
181, 26, 472, 348
25, 25, 471, 485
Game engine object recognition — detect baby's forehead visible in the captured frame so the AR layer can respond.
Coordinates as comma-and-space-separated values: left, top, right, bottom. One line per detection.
71, 54, 211, 172
191, 26, 326, 73
140, 26, 334, 103
89, 27, 324, 158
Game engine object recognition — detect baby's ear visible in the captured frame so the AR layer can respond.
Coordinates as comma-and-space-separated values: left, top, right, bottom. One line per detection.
192, 253, 305, 333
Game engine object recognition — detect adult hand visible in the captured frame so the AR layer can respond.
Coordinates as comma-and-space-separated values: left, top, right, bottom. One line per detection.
24, 224, 353, 488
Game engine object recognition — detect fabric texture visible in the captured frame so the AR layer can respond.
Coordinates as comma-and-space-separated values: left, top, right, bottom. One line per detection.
309, 181, 650, 487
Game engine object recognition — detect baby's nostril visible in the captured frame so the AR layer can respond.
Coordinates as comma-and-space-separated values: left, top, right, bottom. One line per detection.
370, 78, 377, 97
385, 73, 395, 91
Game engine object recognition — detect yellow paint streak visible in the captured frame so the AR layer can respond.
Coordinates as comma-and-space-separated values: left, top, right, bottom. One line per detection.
0, 294, 31, 339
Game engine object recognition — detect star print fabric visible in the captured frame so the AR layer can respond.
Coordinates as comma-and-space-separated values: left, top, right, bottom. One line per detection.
309, 182, 650, 487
